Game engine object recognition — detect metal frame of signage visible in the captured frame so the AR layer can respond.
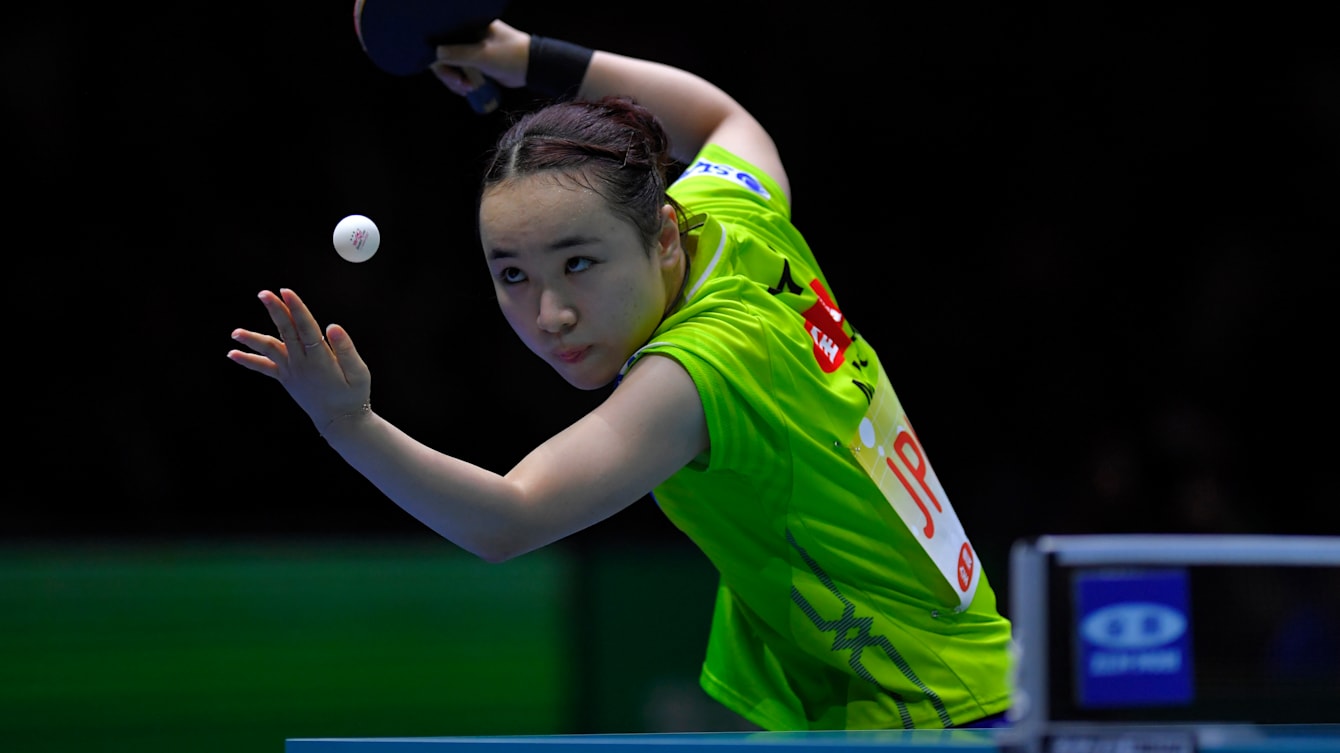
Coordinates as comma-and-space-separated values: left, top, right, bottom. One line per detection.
1001, 534, 1340, 753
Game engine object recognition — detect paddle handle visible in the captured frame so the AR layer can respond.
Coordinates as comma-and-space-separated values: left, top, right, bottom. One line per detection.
462, 67, 499, 114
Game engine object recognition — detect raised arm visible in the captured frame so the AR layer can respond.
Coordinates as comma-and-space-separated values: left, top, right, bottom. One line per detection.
578, 52, 789, 199
433, 20, 790, 203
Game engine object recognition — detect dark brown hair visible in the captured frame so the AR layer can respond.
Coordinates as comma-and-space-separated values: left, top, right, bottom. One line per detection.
480, 95, 686, 249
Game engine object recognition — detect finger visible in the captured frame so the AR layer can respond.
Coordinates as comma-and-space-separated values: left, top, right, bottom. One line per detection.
299, 325, 331, 356
226, 349, 280, 378
430, 62, 472, 96
433, 40, 483, 69
462, 67, 488, 92
229, 328, 285, 374
257, 290, 299, 352
230, 327, 281, 353
277, 288, 328, 354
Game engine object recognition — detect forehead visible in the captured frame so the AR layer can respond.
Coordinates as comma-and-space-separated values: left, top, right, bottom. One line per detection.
481, 171, 605, 216
479, 171, 633, 253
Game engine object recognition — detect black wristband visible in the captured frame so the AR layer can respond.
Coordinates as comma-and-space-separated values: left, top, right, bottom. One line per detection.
526, 35, 594, 100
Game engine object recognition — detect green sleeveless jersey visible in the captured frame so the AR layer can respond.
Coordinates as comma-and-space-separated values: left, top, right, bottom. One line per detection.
617, 145, 1013, 730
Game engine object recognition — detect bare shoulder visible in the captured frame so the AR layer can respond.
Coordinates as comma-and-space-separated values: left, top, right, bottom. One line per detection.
596, 353, 708, 470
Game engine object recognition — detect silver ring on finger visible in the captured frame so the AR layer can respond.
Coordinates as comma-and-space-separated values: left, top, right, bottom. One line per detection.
303, 337, 326, 351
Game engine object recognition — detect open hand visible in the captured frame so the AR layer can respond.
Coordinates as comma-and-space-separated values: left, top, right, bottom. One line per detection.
227, 288, 372, 435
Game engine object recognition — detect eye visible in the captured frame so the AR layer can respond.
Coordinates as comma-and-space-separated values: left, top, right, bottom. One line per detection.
566, 257, 595, 274
498, 267, 527, 284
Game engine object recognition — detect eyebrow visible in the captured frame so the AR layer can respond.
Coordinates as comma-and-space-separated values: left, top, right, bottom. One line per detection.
486, 233, 600, 260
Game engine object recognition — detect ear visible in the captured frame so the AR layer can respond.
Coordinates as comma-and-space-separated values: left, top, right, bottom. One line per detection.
656, 203, 681, 267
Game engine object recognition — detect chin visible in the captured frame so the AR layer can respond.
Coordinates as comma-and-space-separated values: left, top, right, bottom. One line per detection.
552, 363, 618, 391
563, 372, 617, 391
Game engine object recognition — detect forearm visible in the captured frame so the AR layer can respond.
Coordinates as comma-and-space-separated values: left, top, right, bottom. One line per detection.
565, 47, 789, 200
439, 22, 786, 193
520, 32, 760, 166
568, 51, 734, 162
319, 411, 556, 562
575, 51, 741, 164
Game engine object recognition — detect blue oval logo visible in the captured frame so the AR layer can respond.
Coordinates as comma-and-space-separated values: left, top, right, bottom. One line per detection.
1080, 602, 1186, 649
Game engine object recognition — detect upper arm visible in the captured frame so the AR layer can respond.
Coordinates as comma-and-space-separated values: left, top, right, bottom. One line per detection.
501, 354, 708, 552
702, 112, 790, 206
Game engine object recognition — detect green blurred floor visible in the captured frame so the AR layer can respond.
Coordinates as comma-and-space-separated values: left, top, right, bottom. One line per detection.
0, 534, 735, 752
1, 537, 578, 752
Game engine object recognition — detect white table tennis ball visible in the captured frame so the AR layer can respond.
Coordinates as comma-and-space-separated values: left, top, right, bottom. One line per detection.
332, 214, 380, 263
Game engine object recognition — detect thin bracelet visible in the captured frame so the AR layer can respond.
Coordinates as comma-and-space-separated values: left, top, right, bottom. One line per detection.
526, 35, 594, 100
319, 402, 371, 437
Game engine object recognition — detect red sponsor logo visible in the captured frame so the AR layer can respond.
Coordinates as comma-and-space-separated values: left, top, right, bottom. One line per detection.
957, 543, 975, 592
802, 280, 848, 373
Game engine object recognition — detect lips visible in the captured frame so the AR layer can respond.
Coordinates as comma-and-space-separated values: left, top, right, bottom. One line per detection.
555, 346, 590, 364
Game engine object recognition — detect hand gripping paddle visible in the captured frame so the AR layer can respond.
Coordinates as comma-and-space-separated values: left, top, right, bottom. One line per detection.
353, 0, 510, 113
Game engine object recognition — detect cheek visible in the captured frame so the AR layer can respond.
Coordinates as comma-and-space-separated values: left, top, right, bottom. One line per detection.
612, 273, 664, 338
494, 290, 532, 338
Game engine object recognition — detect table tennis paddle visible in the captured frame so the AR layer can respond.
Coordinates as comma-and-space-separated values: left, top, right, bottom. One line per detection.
353, 0, 510, 114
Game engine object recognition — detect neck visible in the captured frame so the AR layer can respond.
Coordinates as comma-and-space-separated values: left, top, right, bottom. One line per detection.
663, 253, 691, 319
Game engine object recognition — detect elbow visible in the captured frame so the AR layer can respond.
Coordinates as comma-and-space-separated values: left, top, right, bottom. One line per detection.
473, 546, 517, 564
427, 487, 557, 564
462, 535, 542, 564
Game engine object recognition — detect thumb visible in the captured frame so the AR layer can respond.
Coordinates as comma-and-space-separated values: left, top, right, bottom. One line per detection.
327, 324, 372, 395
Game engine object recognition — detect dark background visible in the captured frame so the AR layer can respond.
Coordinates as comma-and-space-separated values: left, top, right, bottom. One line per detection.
5, 3, 1339, 748
10, 2, 1338, 550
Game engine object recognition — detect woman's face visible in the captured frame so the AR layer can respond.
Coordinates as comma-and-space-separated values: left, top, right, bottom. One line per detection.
479, 171, 680, 390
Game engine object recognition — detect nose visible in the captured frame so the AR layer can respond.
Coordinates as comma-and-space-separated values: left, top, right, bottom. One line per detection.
536, 287, 577, 333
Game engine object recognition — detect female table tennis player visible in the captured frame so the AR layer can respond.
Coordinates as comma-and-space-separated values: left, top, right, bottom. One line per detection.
227, 18, 1014, 731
